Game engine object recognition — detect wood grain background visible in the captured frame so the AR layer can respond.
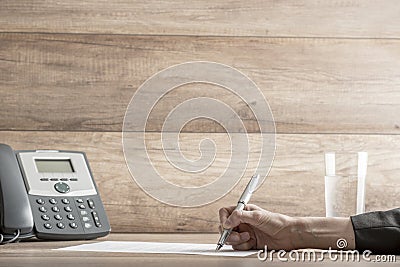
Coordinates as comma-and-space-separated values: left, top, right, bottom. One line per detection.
1, 0, 399, 232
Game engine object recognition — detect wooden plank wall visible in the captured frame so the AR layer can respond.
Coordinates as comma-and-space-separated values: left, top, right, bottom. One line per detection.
1, 1, 400, 232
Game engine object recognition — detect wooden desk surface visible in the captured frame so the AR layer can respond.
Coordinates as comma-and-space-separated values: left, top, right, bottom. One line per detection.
0, 233, 397, 267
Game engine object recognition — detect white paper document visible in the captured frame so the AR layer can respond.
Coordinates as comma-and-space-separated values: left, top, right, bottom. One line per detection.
56, 241, 258, 257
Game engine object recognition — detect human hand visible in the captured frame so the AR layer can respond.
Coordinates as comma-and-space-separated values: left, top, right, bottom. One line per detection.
218, 204, 297, 251
218, 204, 356, 251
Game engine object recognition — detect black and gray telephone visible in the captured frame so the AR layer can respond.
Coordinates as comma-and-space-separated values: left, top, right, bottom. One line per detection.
0, 144, 110, 244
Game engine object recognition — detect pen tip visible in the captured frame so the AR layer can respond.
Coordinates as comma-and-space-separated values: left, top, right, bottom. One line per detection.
215, 244, 222, 251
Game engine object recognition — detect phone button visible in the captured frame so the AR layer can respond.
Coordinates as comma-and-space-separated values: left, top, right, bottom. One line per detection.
54, 182, 70, 194
76, 198, 84, 203
64, 206, 72, 212
67, 214, 75, 220
62, 199, 70, 204
44, 223, 52, 229
36, 198, 45, 205
87, 199, 95, 209
92, 211, 101, 227
84, 223, 92, 229
41, 214, 50, 221
49, 198, 57, 204
52, 206, 60, 212
78, 204, 86, 209
57, 222, 65, 229
54, 214, 62, 220
70, 222, 78, 229
39, 206, 47, 213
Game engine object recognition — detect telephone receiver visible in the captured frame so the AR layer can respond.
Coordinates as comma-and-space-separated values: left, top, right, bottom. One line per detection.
0, 144, 34, 242
0, 144, 110, 244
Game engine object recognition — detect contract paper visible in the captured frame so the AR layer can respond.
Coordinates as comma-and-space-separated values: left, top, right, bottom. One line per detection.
56, 241, 258, 257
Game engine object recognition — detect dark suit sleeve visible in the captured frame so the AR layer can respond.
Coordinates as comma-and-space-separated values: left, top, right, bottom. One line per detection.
350, 208, 400, 254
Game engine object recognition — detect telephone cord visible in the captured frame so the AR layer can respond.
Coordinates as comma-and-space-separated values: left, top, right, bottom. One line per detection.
0, 229, 21, 245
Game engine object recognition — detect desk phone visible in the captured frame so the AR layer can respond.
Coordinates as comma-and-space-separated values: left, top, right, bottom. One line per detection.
0, 144, 110, 244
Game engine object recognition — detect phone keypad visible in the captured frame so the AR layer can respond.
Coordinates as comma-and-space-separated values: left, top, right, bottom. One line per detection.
31, 195, 107, 238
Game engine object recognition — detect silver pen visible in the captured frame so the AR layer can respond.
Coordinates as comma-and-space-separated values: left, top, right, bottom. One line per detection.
215, 174, 260, 251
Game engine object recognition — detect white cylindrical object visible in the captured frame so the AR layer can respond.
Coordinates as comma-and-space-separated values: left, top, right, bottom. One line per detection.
325, 175, 341, 217
325, 152, 336, 176
356, 152, 368, 214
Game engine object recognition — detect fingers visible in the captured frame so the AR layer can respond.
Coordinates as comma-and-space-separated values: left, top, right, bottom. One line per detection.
224, 209, 268, 229
225, 231, 250, 245
245, 204, 263, 211
218, 206, 237, 227
232, 239, 256, 251
218, 206, 261, 251
227, 233, 255, 251
219, 204, 263, 228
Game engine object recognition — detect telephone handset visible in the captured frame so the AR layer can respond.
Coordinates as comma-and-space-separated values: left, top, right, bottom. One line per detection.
0, 144, 110, 244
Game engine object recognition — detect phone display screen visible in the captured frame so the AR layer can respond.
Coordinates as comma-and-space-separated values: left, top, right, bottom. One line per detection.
35, 159, 74, 173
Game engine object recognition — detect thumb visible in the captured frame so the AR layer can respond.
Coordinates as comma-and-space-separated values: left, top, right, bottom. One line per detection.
223, 209, 265, 229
